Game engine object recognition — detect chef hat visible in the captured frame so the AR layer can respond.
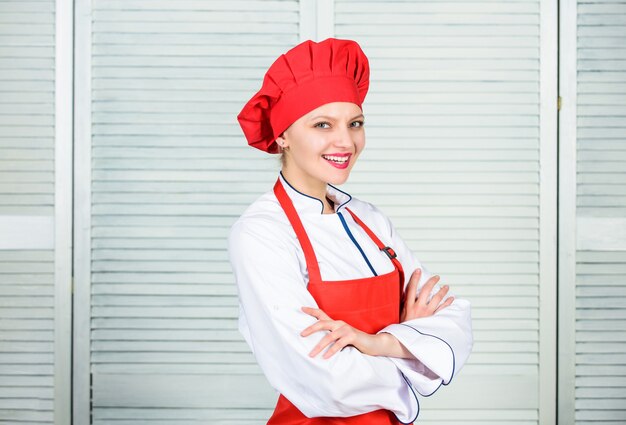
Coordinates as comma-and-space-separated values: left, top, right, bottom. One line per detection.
237, 38, 370, 154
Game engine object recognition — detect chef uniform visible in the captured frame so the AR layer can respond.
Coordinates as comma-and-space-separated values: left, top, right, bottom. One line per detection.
230, 38, 473, 424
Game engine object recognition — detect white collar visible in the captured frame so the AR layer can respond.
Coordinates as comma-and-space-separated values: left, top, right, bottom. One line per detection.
278, 171, 352, 215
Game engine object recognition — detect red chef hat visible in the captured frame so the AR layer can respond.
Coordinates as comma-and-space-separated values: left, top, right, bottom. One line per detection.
237, 38, 370, 154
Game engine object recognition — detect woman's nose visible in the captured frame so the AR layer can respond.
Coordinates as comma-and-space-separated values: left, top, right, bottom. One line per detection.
333, 126, 354, 148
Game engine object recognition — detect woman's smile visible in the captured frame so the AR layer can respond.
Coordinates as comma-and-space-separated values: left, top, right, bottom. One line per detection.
322, 153, 352, 169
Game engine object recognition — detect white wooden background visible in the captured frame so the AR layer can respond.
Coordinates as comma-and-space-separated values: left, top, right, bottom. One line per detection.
0, 0, 72, 424
76, 0, 555, 423
0, 0, 624, 424
0, 0, 57, 421
559, 1, 626, 424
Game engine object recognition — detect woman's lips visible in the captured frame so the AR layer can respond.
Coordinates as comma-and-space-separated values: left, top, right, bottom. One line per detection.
322, 153, 351, 169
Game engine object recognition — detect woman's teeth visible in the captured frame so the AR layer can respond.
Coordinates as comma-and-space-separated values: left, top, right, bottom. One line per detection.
322, 155, 349, 163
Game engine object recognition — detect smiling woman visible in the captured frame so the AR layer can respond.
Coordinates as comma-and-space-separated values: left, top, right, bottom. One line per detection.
229, 38, 473, 425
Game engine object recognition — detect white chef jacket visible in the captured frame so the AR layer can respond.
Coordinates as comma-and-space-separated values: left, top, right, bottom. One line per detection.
228, 172, 473, 422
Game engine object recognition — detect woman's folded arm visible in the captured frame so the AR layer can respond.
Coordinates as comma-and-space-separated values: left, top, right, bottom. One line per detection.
229, 218, 420, 421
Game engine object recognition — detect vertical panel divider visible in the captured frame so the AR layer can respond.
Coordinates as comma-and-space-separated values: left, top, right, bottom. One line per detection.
55, 0, 74, 422
300, 0, 317, 41
557, 0, 578, 423
300, 0, 334, 42
539, 0, 558, 423
73, 0, 93, 423
317, 0, 334, 40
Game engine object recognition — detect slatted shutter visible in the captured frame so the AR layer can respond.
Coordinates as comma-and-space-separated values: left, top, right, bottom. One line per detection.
74, 1, 301, 423
0, 0, 55, 422
572, 1, 626, 423
334, 1, 556, 423
0, 0, 71, 423
73, 0, 560, 423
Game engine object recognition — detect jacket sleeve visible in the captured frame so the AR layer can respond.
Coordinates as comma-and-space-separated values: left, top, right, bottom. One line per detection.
228, 218, 420, 422
372, 206, 474, 397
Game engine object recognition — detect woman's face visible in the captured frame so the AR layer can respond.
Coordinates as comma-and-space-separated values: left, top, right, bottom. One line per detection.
277, 102, 365, 188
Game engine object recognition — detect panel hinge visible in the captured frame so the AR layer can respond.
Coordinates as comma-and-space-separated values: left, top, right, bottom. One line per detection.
557, 96, 562, 111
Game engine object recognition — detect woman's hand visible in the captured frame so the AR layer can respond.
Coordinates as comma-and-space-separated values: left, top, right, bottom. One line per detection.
401, 268, 454, 322
300, 307, 381, 358
300, 307, 417, 359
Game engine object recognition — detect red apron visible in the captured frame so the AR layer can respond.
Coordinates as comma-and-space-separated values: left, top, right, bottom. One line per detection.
268, 179, 410, 425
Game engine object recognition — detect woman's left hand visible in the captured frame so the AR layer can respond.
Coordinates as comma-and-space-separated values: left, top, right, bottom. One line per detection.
300, 306, 378, 358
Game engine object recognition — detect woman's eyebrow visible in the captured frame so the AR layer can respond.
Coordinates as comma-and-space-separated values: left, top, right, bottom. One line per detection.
308, 114, 365, 121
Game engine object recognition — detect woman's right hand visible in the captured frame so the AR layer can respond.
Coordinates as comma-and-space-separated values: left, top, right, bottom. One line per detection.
400, 268, 454, 322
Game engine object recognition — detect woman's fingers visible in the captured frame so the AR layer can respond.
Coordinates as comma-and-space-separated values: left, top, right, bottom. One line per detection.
416, 275, 440, 306
305, 321, 354, 358
427, 284, 449, 312
301, 318, 340, 355
321, 327, 355, 358
300, 319, 332, 337
322, 335, 350, 358
300, 306, 351, 358
402, 273, 456, 320
405, 268, 420, 306
434, 296, 455, 314
401, 270, 420, 321
309, 328, 342, 357
300, 307, 334, 337
301, 306, 330, 320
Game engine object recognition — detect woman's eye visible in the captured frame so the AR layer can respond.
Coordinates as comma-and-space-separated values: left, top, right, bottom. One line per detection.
315, 122, 331, 129
351, 120, 364, 128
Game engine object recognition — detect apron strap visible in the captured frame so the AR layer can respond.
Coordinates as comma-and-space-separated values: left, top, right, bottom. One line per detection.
273, 179, 323, 284
274, 177, 406, 296
345, 207, 406, 304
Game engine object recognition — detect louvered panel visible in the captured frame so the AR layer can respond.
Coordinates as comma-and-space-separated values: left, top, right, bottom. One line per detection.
336, 0, 542, 422
575, 1, 626, 423
577, 1, 626, 215
89, 0, 298, 422
0, 250, 54, 423
0, 1, 55, 215
0, 1, 57, 424
575, 250, 626, 423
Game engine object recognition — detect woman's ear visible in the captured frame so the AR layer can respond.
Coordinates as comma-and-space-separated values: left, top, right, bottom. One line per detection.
276, 133, 288, 149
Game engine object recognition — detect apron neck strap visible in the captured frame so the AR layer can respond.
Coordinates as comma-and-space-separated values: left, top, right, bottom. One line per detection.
273, 178, 405, 292
273, 179, 323, 284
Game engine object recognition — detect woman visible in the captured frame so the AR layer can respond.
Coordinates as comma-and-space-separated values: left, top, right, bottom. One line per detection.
229, 38, 473, 424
